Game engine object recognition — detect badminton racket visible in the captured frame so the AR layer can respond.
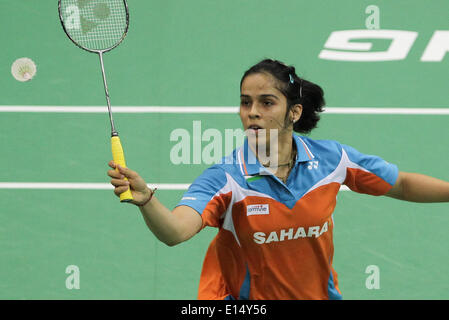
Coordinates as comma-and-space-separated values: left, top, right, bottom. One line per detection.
58, 0, 133, 202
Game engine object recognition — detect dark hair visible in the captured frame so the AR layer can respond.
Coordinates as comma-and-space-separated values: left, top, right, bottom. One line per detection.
240, 58, 325, 134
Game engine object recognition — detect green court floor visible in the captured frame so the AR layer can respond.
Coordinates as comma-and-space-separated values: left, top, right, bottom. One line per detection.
1, 0, 448, 299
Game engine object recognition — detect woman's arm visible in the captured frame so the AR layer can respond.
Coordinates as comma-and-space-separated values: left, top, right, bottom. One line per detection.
107, 161, 203, 246
385, 171, 449, 203
139, 200, 203, 246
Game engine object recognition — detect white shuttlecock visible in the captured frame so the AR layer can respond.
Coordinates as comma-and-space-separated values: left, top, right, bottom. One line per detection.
11, 58, 37, 82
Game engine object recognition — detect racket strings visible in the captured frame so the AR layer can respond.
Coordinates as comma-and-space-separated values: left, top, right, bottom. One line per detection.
61, 0, 127, 51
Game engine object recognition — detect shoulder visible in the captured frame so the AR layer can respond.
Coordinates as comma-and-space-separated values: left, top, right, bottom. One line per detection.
298, 136, 385, 166
297, 135, 344, 158
192, 149, 245, 188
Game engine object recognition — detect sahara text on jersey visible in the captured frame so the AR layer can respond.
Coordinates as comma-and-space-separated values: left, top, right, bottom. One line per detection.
253, 221, 329, 244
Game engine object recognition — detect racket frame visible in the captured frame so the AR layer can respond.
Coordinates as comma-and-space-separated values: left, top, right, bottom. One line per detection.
58, 0, 130, 136
58, 0, 129, 55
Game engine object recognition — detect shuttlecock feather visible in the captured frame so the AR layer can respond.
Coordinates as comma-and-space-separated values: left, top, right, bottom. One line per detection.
11, 58, 37, 82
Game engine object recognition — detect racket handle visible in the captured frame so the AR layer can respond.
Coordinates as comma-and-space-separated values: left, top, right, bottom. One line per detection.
111, 135, 134, 203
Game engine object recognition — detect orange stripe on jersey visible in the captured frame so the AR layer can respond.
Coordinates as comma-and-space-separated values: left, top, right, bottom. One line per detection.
198, 230, 247, 299
198, 235, 233, 300
299, 139, 313, 160
345, 168, 393, 196
201, 191, 232, 228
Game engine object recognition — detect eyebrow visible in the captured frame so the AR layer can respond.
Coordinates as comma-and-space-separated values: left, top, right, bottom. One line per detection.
240, 94, 280, 100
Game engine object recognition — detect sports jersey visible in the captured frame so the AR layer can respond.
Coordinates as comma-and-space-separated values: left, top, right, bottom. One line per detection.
176, 134, 399, 300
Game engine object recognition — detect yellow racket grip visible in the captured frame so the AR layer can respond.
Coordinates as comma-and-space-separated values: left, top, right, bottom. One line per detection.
111, 135, 134, 203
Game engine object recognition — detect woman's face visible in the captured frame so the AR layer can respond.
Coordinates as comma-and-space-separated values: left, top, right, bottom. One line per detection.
239, 72, 293, 150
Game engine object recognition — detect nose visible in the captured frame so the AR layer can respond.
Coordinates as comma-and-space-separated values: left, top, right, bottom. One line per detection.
248, 103, 261, 119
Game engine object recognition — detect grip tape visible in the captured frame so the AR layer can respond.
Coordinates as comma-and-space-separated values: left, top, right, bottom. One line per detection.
111, 135, 133, 202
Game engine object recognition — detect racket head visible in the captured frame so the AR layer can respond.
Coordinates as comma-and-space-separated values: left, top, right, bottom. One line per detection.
58, 0, 129, 53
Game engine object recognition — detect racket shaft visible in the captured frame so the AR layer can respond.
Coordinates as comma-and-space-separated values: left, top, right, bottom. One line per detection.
111, 135, 133, 202
98, 52, 117, 134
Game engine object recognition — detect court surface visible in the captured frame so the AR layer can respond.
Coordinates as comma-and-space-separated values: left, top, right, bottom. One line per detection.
0, 0, 448, 299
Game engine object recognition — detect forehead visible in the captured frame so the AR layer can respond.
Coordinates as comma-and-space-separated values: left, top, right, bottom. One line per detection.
241, 72, 283, 96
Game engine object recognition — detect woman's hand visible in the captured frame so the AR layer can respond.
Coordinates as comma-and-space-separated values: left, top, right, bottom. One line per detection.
107, 161, 152, 206
107, 161, 202, 246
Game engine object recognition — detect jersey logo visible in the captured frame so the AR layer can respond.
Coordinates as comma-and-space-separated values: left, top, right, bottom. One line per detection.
253, 222, 329, 244
247, 204, 270, 216
307, 160, 319, 170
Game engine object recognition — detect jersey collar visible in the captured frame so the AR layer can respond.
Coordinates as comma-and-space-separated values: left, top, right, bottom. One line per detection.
238, 135, 314, 176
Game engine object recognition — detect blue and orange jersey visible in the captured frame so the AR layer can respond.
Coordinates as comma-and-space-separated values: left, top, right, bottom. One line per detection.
176, 135, 399, 300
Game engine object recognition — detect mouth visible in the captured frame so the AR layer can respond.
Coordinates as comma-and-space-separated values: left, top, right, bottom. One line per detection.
248, 124, 263, 132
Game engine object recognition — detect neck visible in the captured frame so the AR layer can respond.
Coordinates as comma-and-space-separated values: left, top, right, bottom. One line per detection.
275, 133, 294, 166
249, 132, 295, 168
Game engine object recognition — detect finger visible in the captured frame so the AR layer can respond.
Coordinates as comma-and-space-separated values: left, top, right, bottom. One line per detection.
114, 185, 130, 196
116, 164, 137, 179
110, 178, 130, 187
108, 161, 116, 169
107, 169, 124, 179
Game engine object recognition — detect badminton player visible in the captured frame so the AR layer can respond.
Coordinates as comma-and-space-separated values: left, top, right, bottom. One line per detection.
107, 59, 449, 300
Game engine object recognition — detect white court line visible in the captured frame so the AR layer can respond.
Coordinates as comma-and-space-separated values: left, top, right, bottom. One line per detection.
0, 182, 351, 191
1, 106, 449, 114
0, 183, 190, 190
0, 106, 240, 113
324, 107, 449, 115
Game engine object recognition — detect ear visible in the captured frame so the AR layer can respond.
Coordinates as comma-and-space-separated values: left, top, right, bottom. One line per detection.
289, 104, 303, 123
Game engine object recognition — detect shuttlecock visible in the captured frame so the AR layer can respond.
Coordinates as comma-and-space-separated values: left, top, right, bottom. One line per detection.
11, 58, 37, 82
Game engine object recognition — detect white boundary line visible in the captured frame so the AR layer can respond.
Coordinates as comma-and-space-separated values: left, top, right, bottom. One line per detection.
0, 182, 351, 191
324, 107, 449, 115
1, 106, 449, 114
0, 183, 191, 190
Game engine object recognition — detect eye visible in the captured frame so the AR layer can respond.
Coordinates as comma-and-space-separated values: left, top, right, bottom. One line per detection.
240, 100, 250, 106
263, 100, 274, 106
